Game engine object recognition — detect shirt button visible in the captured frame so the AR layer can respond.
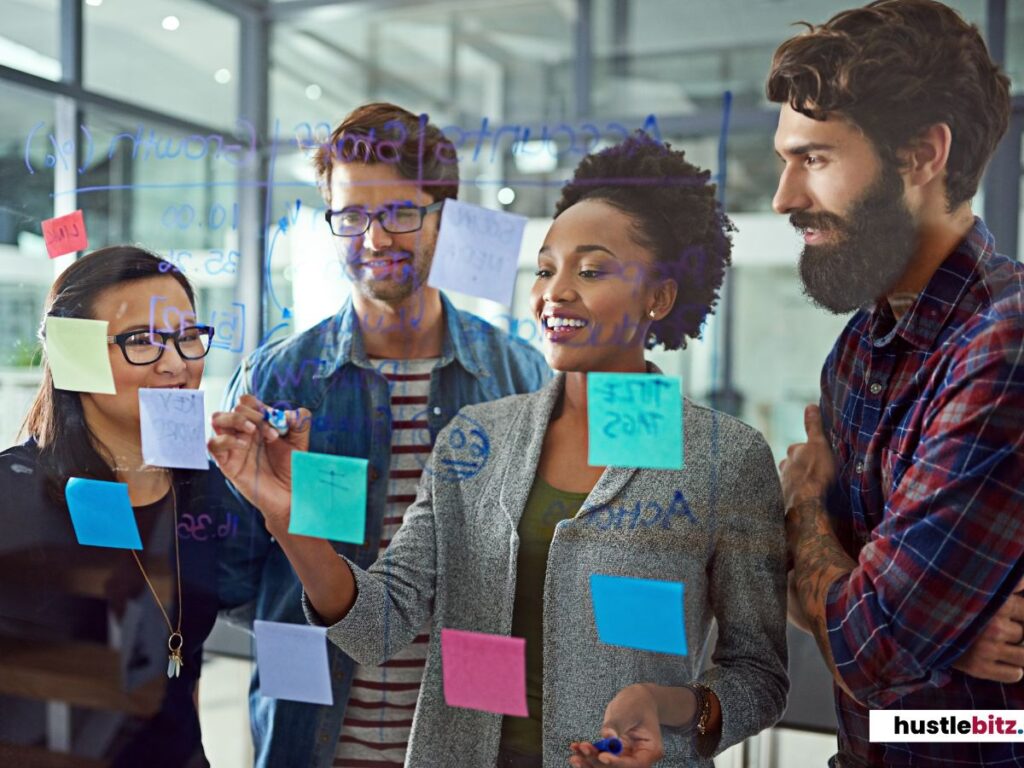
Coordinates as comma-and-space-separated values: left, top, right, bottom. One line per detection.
432, 406, 442, 416
869, 382, 883, 395
319, 734, 329, 744
333, 669, 345, 681
368, 466, 379, 482
855, 461, 864, 474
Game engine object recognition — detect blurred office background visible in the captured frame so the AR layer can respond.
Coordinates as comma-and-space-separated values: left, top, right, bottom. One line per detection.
0, 1, 1021, 766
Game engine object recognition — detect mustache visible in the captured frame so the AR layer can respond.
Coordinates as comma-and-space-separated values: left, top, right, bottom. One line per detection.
348, 248, 414, 265
790, 211, 845, 231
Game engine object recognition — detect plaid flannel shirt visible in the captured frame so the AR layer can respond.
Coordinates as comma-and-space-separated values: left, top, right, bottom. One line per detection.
820, 218, 1024, 766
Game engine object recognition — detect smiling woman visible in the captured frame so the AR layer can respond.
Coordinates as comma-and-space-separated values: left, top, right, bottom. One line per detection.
0, 246, 247, 768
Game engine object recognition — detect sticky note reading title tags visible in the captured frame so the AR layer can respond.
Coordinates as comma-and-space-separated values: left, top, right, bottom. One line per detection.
254, 621, 333, 705
41, 209, 88, 258
45, 317, 116, 395
139, 388, 208, 470
65, 478, 143, 550
590, 574, 687, 656
428, 199, 527, 307
587, 372, 683, 469
440, 628, 528, 717
289, 452, 368, 543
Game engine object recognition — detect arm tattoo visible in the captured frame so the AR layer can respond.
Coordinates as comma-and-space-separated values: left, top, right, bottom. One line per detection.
790, 498, 857, 696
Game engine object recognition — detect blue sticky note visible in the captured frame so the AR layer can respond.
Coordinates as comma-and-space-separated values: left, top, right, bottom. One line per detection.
139, 388, 208, 470
427, 199, 527, 306
587, 373, 683, 469
254, 620, 333, 705
590, 574, 687, 655
290, 452, 368, 543
65, 478, 143, 550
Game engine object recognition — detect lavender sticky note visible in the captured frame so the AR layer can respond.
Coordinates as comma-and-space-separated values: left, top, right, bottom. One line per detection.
427, 199, 527, 306
65, 478, 142, 550
590, 574, 687, 656
440, 628, 528, 717
139, 388, 208, 470
254, 620, 333, 705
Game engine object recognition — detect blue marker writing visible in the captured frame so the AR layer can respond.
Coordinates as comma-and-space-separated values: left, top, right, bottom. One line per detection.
265, 407, 289, 435
593, 737, 623, 755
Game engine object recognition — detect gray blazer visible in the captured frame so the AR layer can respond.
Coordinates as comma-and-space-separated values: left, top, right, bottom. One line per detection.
306, 373, 788, 766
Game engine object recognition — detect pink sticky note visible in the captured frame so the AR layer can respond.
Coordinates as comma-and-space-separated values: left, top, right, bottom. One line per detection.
440, 628, 528, 717
42, 210, 88, 258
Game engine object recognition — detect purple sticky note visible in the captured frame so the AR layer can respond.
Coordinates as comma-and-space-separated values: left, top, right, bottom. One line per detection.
440, 628, 528, 717
254, 620, 333, 706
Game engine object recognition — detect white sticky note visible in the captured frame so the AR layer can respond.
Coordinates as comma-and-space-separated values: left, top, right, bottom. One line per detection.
139, 388, 208, 470
45, 317, 116, 395
427, 199, 527, 306
254, 620, 333, 705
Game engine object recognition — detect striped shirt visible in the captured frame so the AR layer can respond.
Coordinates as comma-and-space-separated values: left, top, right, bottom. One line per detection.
334, 358, 437, 768
821, 218, 1024, 766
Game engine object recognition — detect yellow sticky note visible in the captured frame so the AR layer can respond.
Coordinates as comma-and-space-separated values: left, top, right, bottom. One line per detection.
45, 317, 116, 395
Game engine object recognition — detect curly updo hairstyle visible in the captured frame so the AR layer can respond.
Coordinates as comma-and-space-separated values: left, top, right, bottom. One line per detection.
553, 131, 733, 351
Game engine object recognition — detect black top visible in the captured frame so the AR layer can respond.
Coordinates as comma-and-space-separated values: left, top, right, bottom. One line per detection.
0, 440, 242, 767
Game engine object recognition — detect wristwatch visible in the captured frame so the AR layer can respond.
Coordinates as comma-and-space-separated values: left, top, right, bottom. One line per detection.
687, 683, 713, 736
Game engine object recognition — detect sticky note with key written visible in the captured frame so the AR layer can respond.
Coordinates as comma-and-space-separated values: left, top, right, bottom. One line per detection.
65, 478, 143, 550
289, 452, 368, 543
590, 574, 687, 656
45, 316, 116, 395
41, 209, 88, 258
254, 621, 333, 705
440, 628, 528, 717
587, 372, 683, 469
139, 388, 208, 470
427, 199, 527, 307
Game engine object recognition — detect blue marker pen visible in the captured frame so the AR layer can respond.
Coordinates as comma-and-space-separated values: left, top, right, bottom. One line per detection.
264, 407, 289, 436
592, 737, 623, 755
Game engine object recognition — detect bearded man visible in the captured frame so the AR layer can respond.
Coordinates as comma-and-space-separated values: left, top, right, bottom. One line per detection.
769, 2, 1024, 767
217, 102, 549, 768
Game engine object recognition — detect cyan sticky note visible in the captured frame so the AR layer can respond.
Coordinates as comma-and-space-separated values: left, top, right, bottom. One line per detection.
65, 478, 142, 550
590, 574, 687, 656
427, 199, 527, 306
289, 452, 368, 543
45, 317, 116, 395
254, 620, 333, 705
441, 628, 528, 717
587, 373, 683, 469
139, 388, 208, 470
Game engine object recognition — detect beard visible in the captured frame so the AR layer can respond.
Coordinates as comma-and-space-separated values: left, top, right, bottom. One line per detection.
343, 231, 436, 303
793, 164, 918, 314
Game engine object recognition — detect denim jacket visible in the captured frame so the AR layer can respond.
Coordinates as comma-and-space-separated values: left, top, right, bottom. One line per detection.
218, 293, 550, 768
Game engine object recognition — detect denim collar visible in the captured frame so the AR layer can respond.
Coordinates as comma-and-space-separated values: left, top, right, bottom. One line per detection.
319, 292, 487, 379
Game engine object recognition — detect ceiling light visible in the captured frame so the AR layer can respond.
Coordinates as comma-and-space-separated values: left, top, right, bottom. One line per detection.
85, 0, 103, 7
161, 15, 180, 31
305, 84, 322, 100
497, 187, 516, 205
214, 68, 232, 84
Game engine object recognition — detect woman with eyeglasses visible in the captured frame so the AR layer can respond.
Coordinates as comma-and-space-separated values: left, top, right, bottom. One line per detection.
0, 246, 240, 767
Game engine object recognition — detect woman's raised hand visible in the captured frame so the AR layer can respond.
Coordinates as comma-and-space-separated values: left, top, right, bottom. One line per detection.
208, 394, 310, 536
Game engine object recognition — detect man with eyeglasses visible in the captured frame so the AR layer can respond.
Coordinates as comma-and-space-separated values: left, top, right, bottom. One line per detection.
217, 102, 549, 768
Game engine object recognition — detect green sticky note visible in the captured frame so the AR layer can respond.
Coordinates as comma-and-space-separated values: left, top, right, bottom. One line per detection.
587, 373, 683, 469
290, 452, 368, 543
45, 317, 116, 395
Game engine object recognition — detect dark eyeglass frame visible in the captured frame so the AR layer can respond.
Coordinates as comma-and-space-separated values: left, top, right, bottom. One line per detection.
324, 200, 444, 237
106, 325, 216, 366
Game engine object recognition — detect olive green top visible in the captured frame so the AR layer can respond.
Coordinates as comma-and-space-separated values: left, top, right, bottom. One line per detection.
499, 475, 589, 757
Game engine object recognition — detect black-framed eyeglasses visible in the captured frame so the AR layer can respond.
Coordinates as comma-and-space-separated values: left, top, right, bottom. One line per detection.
324, 200, 444, 237
106, 325, 215, 365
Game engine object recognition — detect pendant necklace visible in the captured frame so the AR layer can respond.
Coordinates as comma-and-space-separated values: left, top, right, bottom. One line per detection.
130, 479, 184, 678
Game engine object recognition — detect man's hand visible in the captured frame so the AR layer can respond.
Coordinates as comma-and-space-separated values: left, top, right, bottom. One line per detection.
208, 394, 310, 536
780, 404, 837, 512
953, 578, 1024, 683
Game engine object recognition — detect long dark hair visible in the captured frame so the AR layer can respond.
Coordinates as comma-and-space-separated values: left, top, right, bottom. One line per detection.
21, 246, 196, 504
